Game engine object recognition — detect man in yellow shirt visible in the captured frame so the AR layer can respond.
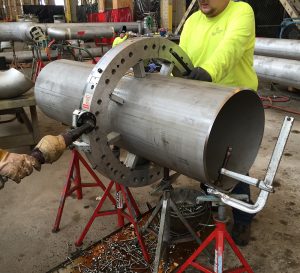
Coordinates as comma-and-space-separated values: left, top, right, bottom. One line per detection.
180, 0, 258, 246
112, 26, 128, 47
180, 0, 258, 90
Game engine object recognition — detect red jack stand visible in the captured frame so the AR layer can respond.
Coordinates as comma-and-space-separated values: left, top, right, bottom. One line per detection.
177, 206, 254, 273
52, 149, 150, 262
75, 180, 150, 262
52, 149, 115, 233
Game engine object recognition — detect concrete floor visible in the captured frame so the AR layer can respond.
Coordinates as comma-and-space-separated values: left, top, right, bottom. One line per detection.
0, 84, 299, 273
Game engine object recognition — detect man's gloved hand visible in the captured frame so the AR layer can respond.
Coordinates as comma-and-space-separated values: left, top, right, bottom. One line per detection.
35, 135, 66, 164
0, 149, 41, 183
186, 67, 212, 82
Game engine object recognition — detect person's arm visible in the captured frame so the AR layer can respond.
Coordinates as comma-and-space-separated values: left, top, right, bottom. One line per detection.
179, 17, 191, 55
201, 4, 255, 83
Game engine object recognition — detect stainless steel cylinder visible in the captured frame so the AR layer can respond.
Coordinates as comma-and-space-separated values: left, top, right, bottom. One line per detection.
35, 51, 264, 190
109, 74, 264, 189
254, 55, 300, 89
35, 60, 94, 125
255, 38, 300, 61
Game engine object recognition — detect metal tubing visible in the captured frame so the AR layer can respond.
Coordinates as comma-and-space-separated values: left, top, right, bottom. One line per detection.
47, 26, 115, 40
0, 50, 57, 62
35, 60, 265, 189
0, 21, 143, 42
0, 68, 34, 99
255, 38, 300, 61
0, 47, 104, 63
254, 55, 300, 89
35, 60, 94, 125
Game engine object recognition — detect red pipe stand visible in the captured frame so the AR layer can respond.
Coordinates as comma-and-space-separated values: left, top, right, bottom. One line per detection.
75, 180, 150, 262
177, 219, 254, 273
52, 149, 150, 262
52, 149, 115, 233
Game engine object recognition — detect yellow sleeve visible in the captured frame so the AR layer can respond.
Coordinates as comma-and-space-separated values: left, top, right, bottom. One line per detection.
179, 16, 192, 54
201, 5, 255, 82
112, 35, 128, 47
112, 37, 120, 47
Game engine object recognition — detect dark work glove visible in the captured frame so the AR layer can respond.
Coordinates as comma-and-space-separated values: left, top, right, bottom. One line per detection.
187, 67, 212, 82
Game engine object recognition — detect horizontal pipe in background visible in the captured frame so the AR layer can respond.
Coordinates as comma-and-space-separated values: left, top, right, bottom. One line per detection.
255, 37, 300, 61
254, 55, 300, 89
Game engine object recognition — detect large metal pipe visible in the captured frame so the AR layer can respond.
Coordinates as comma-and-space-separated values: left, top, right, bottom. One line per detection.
255, 38, 300, 61
35, 58, 264, 190
254, 55, 300, 89
0, 21, 144, 42
0, 68, 34, 99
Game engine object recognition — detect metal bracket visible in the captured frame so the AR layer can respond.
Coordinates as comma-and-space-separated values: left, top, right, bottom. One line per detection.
211, 116, 294, 214
72, 140, 91, 153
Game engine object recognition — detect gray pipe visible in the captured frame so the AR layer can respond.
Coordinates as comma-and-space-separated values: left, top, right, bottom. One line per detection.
0, 50, 58, 62
255, 38, 300, 61
0, 68, 34, 99
35, 60, 94, 125
35, 60, 264, 190
0, 21, 144, 42
254, 55, 300, 89
47, 26, 115, 40
0, 47, 103, 63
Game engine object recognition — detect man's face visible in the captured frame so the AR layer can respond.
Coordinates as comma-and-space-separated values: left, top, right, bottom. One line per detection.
120, 33, 125, 38
198, 0, 230, 17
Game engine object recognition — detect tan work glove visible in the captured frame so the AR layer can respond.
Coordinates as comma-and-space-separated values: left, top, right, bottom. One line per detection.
0, 149, 41, 183
35, 135, 66, 163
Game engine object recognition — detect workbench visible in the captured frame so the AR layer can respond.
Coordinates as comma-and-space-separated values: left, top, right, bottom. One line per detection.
0, 90, 39, 149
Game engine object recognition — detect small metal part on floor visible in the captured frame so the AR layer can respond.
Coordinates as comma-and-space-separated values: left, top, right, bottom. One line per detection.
0, 90, 39, 149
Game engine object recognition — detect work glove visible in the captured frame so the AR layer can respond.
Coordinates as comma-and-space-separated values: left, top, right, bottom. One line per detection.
186, 67, 212, 82
0, 149, 41, 183
35, 135, 66, 164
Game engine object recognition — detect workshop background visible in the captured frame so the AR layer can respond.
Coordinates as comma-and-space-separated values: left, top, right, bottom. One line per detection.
0, 0, 300, 273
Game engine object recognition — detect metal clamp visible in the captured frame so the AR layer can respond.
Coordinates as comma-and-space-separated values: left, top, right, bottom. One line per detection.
210, 116, 294, 214
72, 109, 93, 152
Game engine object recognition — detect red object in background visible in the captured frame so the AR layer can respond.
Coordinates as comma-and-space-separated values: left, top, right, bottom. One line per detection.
87, 7, 132, 46
87, 7, 132, 23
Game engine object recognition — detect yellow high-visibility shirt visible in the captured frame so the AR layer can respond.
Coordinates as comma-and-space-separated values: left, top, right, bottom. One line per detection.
112, 35, 128, 47
180, 1, 258, 91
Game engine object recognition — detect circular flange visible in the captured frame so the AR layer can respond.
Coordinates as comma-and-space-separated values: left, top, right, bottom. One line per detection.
81, 37, 193, 187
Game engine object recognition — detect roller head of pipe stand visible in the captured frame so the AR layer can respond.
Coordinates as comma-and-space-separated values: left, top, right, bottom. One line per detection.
34, 37, 265, 191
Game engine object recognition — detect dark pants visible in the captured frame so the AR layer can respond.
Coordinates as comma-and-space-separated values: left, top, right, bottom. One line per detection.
231, 182, 255, 225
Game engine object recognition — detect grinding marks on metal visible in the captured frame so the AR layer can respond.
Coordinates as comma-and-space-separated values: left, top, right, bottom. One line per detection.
83, 37, 194, 188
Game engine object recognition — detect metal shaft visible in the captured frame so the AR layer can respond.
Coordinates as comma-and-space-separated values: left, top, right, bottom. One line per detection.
255, 37, 300, 61
254, 55, 300, 89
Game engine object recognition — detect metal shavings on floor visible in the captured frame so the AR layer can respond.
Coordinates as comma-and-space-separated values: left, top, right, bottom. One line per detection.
47, 211, 199, 273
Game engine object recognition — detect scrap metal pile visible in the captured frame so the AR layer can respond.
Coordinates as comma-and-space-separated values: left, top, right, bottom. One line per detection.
48, 213, 201, 273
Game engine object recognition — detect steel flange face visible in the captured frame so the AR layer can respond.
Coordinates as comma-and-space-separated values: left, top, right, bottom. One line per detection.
81, 37, 193, 187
